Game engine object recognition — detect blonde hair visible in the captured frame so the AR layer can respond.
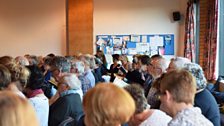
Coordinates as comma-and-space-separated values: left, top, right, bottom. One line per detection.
160, 70, 196, 104
0, 91, 39, 126
83, 83, 135, 126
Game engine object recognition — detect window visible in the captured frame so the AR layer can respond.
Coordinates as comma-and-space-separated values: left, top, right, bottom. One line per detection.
194, 0, 200, 63
218, 0, 224, 75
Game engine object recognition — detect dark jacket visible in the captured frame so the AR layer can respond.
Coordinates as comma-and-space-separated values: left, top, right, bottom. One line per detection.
49, 93, 83, 126
194, 89, 220, 126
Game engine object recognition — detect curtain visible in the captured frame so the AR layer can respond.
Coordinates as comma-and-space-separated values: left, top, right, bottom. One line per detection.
184, 0, 195, 62
203, 0, 218, 80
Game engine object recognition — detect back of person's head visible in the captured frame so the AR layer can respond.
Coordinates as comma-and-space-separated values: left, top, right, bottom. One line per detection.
94, 57, 103, 66
160, 70, 196, 104
59, 73, 81, 90
83, 83, 135, 126
0, 64, 11, 90
47, 53, 55, 57
139, 55, 150, 66
0, 91, 39, 126
167, 57, 191, 72
124, 84, 148, 114
112, 54, 120, 61
120, 55, 129, 63
72, 61, 85, 75
43, 56, 52, 65
79, 54, 95, 69
95, 50, 107, 65
151, 54, 163, 60
15, 56, 29, 66
183, 63, 207, 91
50, 56, 71, 73
0, 56, 14, 66
26, 65, 44, 90
28, 55, 39, 66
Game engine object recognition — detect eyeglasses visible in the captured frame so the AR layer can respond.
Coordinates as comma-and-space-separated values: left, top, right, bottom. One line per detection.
148, 63, 161, 70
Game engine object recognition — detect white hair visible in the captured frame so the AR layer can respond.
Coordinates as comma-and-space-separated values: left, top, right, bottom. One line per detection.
73, 61, 85, 74
172, 57, 191, 69
61, 73, 81, 90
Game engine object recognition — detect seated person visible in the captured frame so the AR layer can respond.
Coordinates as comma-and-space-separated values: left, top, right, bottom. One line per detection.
159, 69, 213, 126
124, 84, 171, 126
184, 63, 220, 126
48, 74, 83, 126
25, 65, 49, 126
83, 83, 135, 126
109, 54, 127, 82
0, 91, 39, 126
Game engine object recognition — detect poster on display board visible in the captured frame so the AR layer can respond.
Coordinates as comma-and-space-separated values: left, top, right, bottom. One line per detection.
96, 34, 174, 56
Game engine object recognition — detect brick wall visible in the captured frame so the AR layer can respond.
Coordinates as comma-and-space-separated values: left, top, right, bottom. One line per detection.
199, 0, 208, 66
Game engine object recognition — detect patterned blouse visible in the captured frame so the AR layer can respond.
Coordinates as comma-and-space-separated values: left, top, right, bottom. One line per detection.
168, 107, 213, 126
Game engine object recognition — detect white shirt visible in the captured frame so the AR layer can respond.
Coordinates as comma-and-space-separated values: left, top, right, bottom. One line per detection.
140, 109, 172, 126
168, 107, 213, 126
29, 94, 49, 126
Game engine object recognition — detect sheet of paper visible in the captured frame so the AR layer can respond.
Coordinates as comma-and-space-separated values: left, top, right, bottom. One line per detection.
105, 54, 113, 67
136, 43, 150, 53
154, 35, 164, 46
96, 38, 105, 46
149, 36, 164, 47
123, 36, 130, 41
142, 35, 148, 43
128, 48, 137, 55
131, 35, 140, 42
113, 77, 129, 88
113, 37, 122, 47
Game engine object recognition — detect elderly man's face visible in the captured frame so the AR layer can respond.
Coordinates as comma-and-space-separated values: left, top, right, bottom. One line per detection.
147, 59, 162, 79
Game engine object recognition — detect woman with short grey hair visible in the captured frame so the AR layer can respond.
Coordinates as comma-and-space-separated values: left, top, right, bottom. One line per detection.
184, 63, 220, 126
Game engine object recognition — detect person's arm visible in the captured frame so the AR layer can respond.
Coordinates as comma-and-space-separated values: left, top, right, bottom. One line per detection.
49, 91, 59, 105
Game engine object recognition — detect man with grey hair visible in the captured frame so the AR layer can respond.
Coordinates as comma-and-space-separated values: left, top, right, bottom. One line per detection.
49, 73, 83, 126
72, 60, 92, 95
184, 63, 220, 126
79, 54, 96, 87
50, 56, 71, 82
49, 56, 83, 104
146, 55, 168, 108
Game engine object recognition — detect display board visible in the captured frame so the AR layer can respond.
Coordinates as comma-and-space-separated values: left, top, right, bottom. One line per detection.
96, 34, 174, 56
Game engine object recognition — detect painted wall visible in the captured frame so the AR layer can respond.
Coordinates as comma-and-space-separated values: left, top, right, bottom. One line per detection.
0, 0, 66, 57
93, 0, 188, 56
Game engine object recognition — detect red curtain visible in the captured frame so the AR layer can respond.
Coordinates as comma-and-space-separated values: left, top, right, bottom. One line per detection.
203, 0, 218, 80
184, 0, 195, 62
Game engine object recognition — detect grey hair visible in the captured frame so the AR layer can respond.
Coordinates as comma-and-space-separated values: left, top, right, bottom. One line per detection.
183, 63, 207, 90
73, 61, 85, 74
15, 56, 29, 66
50, 56, 71, 73
124, 84, 148, 114
171, 57, 191, 69
60, 73, 81, 90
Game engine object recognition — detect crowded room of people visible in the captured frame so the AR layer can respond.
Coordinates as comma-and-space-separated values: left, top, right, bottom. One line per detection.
0, 0, 223, 126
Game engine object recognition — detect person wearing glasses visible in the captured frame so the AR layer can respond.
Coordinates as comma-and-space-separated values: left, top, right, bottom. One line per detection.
146, 55, 168, 108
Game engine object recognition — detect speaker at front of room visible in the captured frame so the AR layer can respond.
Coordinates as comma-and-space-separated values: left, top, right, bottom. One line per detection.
173, 11, 181, 21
